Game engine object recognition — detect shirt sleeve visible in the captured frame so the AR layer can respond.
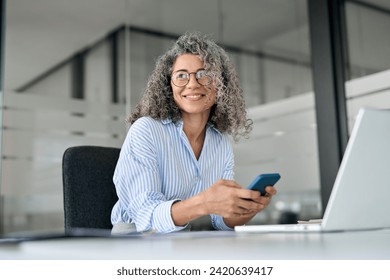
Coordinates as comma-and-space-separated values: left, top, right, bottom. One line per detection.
112, 118, 187, 233
210, 135, 235, 231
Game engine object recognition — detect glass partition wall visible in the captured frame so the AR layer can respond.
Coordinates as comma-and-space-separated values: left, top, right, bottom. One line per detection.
2, 0, 130, 235
1, 0, 318, 235
344, 0, 390, 131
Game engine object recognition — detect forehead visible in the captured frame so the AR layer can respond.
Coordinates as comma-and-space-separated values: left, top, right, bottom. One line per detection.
172, 54, 204, 71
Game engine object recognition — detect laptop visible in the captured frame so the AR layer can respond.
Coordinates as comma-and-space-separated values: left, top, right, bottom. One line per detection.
235, 107, 390, 233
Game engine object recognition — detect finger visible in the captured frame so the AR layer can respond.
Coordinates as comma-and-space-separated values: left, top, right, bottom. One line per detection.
264, 186, 277, 196
239, 189, 261, 201
237, 198, 264, 212
231, 207, 256, 217
261, 196, 271, 207
250, 194, 272, 208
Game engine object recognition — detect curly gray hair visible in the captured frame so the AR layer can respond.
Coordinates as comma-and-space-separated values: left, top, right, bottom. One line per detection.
128, 31, 252, 139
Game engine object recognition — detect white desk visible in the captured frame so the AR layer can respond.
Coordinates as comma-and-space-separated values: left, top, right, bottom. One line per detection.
1, 229, 390, 259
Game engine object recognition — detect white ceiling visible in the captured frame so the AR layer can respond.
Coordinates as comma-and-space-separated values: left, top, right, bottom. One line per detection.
4, 0, 130, 90
4, 0, 311, 91
3, 0, 389, 91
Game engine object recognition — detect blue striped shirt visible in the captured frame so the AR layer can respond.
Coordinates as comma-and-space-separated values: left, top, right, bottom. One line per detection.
111, 116, 235, 233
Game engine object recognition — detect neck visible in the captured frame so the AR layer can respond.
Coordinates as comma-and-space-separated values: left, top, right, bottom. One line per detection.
181, 113, 208, 140
182, 114, 208, 159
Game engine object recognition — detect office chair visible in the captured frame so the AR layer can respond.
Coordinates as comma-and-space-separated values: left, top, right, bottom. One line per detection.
62, 145, 120, 234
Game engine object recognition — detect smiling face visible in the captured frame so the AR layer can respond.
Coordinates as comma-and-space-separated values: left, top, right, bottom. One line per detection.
170, 54, 216, 120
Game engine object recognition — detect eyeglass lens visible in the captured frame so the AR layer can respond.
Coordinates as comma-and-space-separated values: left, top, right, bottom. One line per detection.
172, 70, 211, 87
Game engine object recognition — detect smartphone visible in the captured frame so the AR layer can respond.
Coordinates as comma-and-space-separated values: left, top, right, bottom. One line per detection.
247, 173, 281, 195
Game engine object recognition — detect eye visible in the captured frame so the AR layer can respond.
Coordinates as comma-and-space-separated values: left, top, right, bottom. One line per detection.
174, 71, 189, 79
196, 70, 207, 79
196, 70, 212, 86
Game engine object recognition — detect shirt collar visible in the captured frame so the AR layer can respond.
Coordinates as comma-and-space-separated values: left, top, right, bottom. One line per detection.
161, 118, 222, 136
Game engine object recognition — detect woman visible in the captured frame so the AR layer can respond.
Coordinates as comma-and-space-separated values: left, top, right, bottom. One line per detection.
111, 32, 276, 233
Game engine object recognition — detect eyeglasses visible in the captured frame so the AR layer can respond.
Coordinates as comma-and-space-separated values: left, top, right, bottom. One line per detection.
171, 70, 212, 87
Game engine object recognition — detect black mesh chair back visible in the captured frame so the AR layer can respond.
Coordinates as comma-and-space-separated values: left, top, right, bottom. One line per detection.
62, 146, 120, 234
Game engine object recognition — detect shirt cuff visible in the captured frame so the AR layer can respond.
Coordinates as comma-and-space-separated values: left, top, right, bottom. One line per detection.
152, 200, 189, 233
211, 214, 234, 231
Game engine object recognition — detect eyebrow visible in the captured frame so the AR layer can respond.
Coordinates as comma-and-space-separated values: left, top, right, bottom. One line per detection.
173, 68, 205, 73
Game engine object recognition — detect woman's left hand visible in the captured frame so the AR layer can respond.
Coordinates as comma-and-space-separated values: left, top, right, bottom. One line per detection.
224, 185, 277, 227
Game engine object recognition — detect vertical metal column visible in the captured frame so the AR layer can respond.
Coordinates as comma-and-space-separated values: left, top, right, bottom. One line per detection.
0, 0, 5, 235
109, 31, 119, 104
71, 51, 86, 99
308, 0, 349, 212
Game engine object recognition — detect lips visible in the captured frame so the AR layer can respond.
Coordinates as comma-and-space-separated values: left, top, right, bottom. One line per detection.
182, 93, 207, 100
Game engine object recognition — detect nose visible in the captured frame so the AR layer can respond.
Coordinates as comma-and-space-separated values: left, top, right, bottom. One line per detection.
186, 73, 200, 88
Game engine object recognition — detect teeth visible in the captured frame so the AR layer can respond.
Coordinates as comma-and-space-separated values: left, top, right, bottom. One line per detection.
184, 94, 205, 97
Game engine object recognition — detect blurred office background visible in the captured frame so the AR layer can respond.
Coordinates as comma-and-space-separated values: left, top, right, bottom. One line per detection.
0, 0, 389, 234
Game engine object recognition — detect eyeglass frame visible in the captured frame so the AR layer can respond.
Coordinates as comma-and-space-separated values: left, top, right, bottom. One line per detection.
171, 69, 212, 87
